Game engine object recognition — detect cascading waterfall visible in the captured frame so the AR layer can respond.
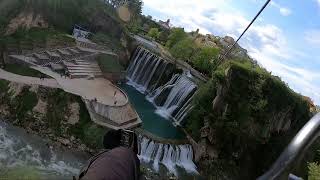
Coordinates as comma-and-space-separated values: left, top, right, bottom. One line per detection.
127, 47, 197, 123
0, 122, 85, 178
138, 135, 198, 176
149, 75, 197, 122
127, 47, 166, 93
127, 47, 199, 175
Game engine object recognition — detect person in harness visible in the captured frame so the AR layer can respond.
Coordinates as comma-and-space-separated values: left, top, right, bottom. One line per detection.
75, 129, 140, 180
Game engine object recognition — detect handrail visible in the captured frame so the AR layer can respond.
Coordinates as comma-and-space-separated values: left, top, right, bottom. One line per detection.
258, 113, 320, 180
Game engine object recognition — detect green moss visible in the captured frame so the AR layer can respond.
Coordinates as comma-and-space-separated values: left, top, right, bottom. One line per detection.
186, 80, 216, 140
68, 96, 107, 149
0, 167, 41, 180
12, 87, 38, 120
83, 123, 106, 149
45, 90, 74, 136
91, 33, 124, 53
97, 54, 124, 73
3, 28, 76, 49
0, 79, 9, 92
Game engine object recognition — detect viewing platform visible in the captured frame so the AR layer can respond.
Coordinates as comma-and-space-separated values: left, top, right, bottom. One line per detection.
7, 44, 142, 130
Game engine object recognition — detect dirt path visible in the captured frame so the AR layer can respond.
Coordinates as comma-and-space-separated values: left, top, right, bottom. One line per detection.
0, 68, 60, 88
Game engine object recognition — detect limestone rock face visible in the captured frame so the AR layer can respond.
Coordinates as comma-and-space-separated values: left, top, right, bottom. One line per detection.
5, 11, 48, 35
67, 102, 80, 125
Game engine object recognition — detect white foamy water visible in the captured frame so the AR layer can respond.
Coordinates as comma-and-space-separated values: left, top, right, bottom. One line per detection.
138, 135, 198, 176
127, 47, 198, 124
0, 122, 88, 178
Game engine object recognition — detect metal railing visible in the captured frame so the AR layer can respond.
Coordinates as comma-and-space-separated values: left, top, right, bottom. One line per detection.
258, 113, 320, 180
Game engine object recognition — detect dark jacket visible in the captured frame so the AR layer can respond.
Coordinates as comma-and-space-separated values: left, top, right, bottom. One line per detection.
78, 147, 140, 180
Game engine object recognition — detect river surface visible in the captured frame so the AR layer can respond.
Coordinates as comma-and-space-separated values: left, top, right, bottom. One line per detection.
120, 84, 185, 140
0, 120, 88, 179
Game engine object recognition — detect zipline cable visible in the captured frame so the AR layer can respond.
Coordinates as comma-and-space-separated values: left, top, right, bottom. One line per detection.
217, 0, 272, 65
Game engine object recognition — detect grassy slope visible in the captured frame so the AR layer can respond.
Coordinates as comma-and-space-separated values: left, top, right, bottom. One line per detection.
3, 64, 50, 78
97, 54, 124, 73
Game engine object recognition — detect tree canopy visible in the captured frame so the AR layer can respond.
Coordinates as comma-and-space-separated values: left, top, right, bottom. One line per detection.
147, 28, 160, 40
191, 47, 220, 75
169, 38, 195, 60
165, 28, 188, 49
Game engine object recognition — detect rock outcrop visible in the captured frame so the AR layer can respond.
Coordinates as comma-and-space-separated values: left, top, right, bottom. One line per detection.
186, 62, 311, 179
0, 79, 99, 153
5, 11, 48, 35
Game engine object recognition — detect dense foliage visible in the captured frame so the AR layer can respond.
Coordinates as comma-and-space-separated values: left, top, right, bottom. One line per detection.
186, 60, 311, 179
191, 47, 220, 75
97, 54, 124, 73
169, 38, 195, 60
309, 162, 320, 180
0, 28, 76, 55
165, 28, 188, 49
164, 28, 220, 75
147, 28, 160, 40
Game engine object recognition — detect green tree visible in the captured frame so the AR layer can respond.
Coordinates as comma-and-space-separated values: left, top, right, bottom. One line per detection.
309, 162, 320, 180
191, 47, 220, 75
166, 28, 188, 48
169, 38, 195, 60
147, 28, 160, 40
128, 0, 143, 16
158, 30, 169, 44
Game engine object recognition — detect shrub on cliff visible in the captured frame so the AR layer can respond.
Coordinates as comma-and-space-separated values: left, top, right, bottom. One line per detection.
186, 60, 311, 179
169, 38, 195, 61
309, 162, 320, 180
191, 47, 220, 75
0, 167, 41, 180
147, 28, 160, 40
0, 0, 126, 38
166, 28, 188, 49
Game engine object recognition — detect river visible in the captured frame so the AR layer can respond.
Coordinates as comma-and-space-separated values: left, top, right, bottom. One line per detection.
0, 120, 88, 179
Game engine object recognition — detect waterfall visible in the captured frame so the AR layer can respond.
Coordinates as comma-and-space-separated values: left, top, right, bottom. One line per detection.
128, 47, 199, 176
149, 75, 197, 122
127, 47, 197, 123
138, 136, 198, 176
0, 122, 85, 178
127, 47, 167, 94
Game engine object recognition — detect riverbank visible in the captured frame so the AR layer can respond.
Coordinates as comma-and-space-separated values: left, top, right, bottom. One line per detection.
0, 120, 90, 179
0, 78, 186, 179
0, 79, 106, 155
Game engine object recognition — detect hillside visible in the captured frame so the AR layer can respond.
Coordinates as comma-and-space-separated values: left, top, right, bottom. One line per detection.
135, 12, 315, 179
185, 60, 311, 179
0, 0, 316, 179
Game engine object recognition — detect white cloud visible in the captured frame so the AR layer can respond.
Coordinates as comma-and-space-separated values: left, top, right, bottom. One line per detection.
270, 1, 292, 16
279, 8, 292, 16
316, 0, 320, 7
249, 49, 320, 104
143, 0, 320, 104
304, 30, 320, 46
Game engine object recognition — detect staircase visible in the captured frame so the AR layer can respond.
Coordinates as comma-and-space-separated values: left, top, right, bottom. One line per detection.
9, 46, 104, 79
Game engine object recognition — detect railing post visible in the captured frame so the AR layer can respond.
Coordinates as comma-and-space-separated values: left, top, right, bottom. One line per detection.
258, 113, 320, 180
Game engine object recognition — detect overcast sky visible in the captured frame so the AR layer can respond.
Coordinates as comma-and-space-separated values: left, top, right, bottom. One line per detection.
142, 0, 320, 105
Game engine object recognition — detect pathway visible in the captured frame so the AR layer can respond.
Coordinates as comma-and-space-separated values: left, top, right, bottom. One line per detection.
0, 68, 60, 88
32, 66, 127, 106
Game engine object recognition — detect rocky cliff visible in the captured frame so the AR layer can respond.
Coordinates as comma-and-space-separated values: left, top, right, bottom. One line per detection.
186, 61, 311, 179
0, 79, 107, 153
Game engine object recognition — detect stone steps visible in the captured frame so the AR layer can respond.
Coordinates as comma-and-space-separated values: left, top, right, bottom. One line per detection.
66, 64, 100, 68
68, 70, 102, 74
69, 72, 103, 79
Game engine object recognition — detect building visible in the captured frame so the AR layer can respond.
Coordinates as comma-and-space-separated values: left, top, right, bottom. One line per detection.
158, 19, 171, 30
